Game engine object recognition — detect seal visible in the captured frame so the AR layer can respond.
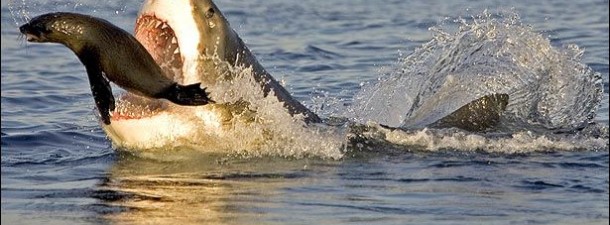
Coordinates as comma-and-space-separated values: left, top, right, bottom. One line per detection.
19, 12, 214, 124
135, 0, 321, 123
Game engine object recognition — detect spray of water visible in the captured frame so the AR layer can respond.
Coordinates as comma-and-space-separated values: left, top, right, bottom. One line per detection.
11, 6, 607, 157
341, 11, 606, 153
8, 0, 31, 26
346, 11, 602, 133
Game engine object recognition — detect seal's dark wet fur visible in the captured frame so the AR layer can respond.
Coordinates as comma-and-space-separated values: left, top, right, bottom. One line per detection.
20, 12, 213, 124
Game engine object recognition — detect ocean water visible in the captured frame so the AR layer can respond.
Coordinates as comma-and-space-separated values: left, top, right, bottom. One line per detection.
1, 0, 609, 224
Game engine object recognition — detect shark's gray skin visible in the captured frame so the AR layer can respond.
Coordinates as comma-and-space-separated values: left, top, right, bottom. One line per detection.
19, 12, 213, 124
431, 93, 509, 132
136, 0, 321, 123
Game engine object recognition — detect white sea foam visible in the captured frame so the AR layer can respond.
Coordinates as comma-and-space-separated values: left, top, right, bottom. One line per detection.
351, 122, 608, 153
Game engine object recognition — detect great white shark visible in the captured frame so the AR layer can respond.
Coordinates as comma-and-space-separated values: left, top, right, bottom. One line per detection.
105, 0, 509, 149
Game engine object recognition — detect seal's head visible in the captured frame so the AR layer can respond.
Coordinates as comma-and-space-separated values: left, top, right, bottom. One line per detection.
19, 12, 104, 52
19, 13, 61, 43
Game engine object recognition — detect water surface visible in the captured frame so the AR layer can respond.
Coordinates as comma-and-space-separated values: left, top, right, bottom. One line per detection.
1, 0, 608, 224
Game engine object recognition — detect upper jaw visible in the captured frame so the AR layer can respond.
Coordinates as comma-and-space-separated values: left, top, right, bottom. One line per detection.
114, 0, 204, 121
137, 0, 203, 85
135, 14, 184, 83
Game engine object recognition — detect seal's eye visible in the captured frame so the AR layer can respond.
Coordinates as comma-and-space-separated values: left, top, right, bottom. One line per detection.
205, 8, 215, 18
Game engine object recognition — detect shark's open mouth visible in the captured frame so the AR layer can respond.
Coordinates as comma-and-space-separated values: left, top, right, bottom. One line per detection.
111, 15, 186, 121
135, 15, 184, 83
112, 93, 168, 120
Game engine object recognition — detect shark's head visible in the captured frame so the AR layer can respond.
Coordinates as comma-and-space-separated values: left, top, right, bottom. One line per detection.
135, 0, 244, 85
105, 0, 240, 148
105, 0, 317, 148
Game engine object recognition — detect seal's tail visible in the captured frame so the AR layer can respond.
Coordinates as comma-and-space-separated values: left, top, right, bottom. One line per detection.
159, 83, 215, 106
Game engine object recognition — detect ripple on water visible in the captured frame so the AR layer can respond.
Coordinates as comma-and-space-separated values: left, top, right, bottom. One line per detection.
1, 0, 608, 224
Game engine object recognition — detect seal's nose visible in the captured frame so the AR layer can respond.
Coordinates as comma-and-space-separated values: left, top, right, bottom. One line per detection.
19, 24, 29, 34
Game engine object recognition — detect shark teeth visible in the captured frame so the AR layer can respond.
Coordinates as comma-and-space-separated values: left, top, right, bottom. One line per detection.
135, 14, 183, 82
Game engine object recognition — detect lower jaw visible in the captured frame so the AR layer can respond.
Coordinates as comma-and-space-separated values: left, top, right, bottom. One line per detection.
103, 111, 196, 150
103, 102, 231, 151
103, 91, 232, 150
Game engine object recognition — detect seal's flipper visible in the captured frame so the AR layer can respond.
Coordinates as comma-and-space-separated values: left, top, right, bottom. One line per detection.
156, 83, 214, 106
432, 93, 509, 132
82, 55, 115, 125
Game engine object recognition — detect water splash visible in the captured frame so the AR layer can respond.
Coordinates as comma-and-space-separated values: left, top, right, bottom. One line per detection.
8, 0, 32, 26
112, 57, 346, 159
349, 122, 608, 153
99, 11, 610, 157
346, 11, 603, 133
202, 60, 346, 159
